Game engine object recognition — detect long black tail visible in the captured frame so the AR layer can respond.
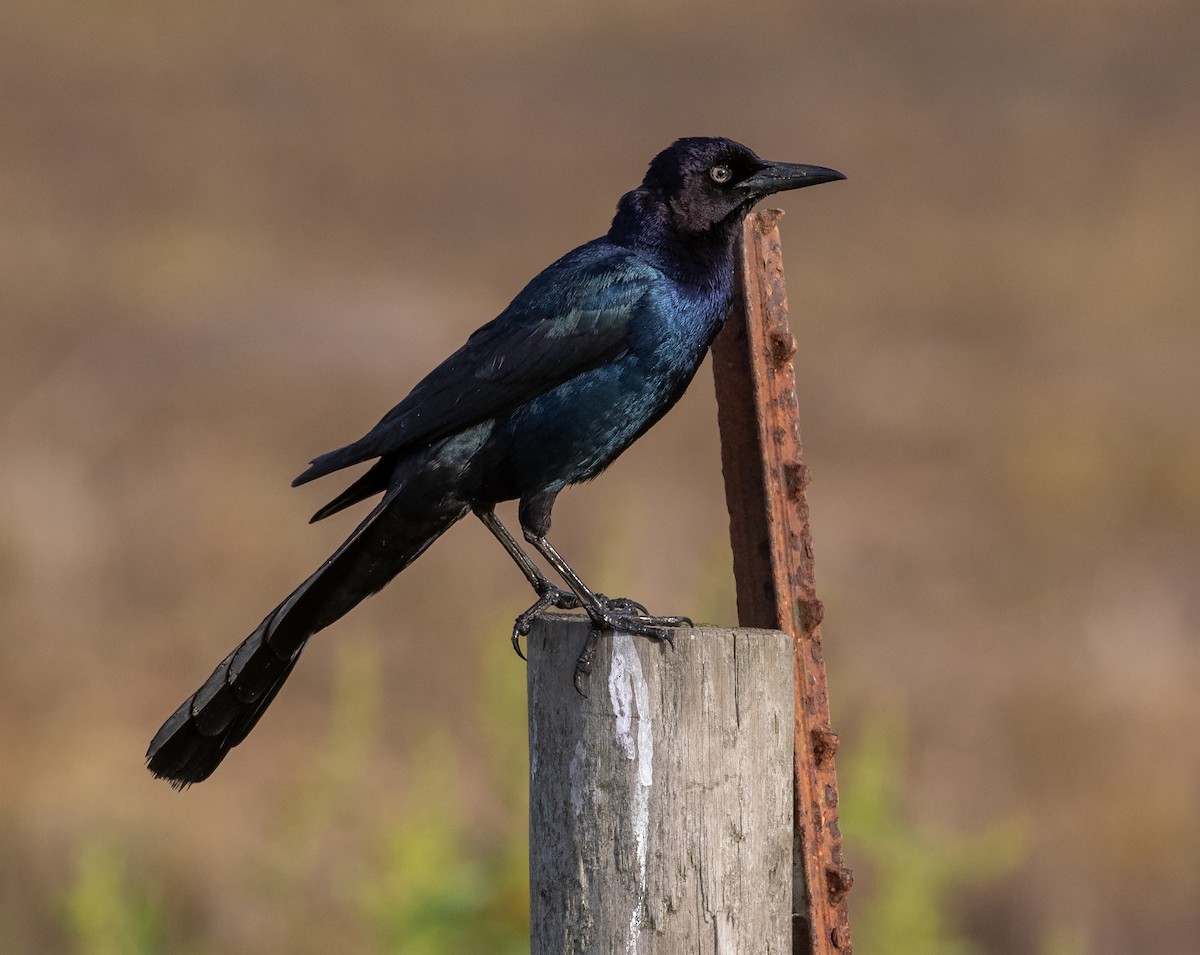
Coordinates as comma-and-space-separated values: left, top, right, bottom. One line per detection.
146, 457, 469, 788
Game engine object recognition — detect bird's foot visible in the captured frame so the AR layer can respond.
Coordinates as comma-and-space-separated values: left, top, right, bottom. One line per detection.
594, 594, 650, 616
573, 630, 603, 696
510, 583, 583, 659
590, 593, 693, 645
572, 595, 694, 696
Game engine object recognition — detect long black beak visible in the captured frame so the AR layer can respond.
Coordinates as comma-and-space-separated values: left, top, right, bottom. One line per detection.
737, 161, 846, 197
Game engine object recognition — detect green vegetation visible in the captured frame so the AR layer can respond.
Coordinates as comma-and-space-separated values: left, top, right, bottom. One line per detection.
63, 841, 167, 955
60, 639, 530, 955
357, 765, 528, 955
355, 632, 530, 955
839, 714, 1027, 955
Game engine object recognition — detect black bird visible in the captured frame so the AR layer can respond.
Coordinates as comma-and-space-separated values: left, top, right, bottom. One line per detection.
147, 137, 844, 787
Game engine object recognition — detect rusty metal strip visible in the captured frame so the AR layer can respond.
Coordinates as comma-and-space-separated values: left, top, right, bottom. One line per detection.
711, 210, 853, 955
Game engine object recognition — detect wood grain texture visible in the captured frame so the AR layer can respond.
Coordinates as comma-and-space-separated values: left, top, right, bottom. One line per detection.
528, 614, 794, 955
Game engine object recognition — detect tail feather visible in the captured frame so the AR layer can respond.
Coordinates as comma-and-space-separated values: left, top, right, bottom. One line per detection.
147, 456, 469, 788
308, 457, 394, 523
146, 643, 303, 787
292, 438, 380, 488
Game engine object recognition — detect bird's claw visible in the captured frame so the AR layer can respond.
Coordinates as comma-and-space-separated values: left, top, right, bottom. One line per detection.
592, 611, 670, 641
573, 631, 600, 697
510, 583, 584, 660
514, 585, 694, 691
510, 630, 528, 661
572, 596, 693, 693
595, 594, 650, 616
591, 594, 692, 642
595, 593, 691, 629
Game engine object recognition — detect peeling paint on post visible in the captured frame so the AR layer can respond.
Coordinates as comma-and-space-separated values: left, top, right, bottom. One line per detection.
528, 615, 794, 955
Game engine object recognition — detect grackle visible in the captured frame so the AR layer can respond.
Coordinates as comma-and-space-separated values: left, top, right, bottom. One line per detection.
147, 137, 844, 787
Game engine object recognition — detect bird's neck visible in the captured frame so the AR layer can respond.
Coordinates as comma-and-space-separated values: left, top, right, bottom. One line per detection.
608, 189, 740, 295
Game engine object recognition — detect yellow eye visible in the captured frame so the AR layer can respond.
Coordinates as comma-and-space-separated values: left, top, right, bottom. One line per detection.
709, 165, 733, 184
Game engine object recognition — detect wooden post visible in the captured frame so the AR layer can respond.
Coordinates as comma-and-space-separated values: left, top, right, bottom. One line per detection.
528, 614, 794, 954
710, 210, 853, 954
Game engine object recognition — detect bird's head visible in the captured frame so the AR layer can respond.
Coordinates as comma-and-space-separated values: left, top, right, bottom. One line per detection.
635, 136, 845, 236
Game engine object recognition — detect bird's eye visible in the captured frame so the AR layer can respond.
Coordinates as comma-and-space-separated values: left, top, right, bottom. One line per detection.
709, 165, 733, 184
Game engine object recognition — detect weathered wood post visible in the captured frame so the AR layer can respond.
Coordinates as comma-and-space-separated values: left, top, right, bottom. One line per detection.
528, 616, 794, 954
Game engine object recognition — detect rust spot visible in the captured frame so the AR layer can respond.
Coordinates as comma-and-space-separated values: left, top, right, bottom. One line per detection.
811, 728, 840, 764
826, 864, 854, 903
798, 597, 825, 631
759, 207, 784, 231
784, 461, 811, 499
770, 330, 798, 367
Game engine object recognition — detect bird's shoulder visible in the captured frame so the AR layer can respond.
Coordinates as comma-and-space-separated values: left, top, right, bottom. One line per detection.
456, 245, 643, 379
503, 240, 663, 318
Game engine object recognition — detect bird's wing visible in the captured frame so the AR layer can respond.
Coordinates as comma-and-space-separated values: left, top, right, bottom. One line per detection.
294, 245, 656, 485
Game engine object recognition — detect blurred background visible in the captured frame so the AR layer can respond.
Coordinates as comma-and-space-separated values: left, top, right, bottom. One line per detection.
2, 0, 1198, 952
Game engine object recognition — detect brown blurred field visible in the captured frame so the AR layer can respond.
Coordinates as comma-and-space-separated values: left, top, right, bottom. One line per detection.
2, 1, 1198, 953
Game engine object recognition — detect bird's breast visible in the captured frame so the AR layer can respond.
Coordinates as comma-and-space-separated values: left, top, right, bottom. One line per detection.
502, 290, 729, 487
636, 280, 732, 373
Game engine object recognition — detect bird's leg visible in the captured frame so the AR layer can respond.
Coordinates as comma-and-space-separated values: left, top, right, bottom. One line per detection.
475, 506, 582, 611
525, 533, 693, 637
516, 490, 692, 693
473, 507, 580, 658
524, 531, 693, 694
